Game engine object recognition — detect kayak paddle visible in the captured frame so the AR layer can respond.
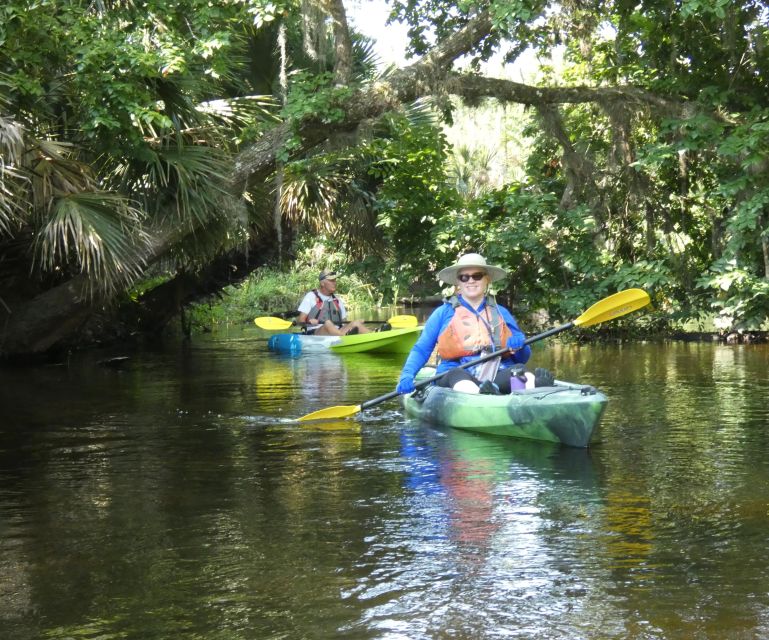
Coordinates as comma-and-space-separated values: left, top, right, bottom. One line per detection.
296, 288, 651, 422
254, 314, 419, 331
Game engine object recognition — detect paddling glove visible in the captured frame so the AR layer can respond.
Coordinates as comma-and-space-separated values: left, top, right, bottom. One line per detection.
506, 334, 525, 351
396, 375, 416, 394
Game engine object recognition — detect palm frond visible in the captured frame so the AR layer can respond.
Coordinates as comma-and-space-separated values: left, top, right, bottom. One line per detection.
196, 95, 280, 129
450, 143, 497, 199
280, 159, 347, 231
279, 153, 379, 257
369, 98, 443, 140
351, 34, 382, 81
0, 116, 28, 236
402, 98, 443, 128
0, 116, 24, 165
143, 143, 233, 228
27, 139, 99, 212
34, 191, 149, 296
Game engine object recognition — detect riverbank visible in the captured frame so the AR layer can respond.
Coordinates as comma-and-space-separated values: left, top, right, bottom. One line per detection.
667, 330, 768, 344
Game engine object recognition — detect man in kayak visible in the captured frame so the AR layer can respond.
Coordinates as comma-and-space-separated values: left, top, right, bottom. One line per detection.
395, 253, 553, 395
296, 271, 372, 336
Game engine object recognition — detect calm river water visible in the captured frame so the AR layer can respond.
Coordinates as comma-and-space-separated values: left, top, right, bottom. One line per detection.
1, 328, 769, 639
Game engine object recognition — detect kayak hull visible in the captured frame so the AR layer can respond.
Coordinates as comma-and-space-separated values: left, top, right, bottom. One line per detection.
268, 326, 422, 355
402, 375, 608, 448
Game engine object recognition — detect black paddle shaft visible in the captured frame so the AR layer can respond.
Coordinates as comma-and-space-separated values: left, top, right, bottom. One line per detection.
360, 321, 575, 411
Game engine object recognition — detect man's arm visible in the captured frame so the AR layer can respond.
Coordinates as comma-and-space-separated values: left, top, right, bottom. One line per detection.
296, 292, 316, 324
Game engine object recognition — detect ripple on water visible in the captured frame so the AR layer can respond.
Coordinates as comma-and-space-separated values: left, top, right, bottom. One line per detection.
4, 340, 769, 639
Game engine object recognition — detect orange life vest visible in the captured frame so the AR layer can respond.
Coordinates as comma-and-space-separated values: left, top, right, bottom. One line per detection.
436, 296, 513, 361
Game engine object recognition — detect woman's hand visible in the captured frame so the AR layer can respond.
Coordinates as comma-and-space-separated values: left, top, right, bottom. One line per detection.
396, 375, 416, 394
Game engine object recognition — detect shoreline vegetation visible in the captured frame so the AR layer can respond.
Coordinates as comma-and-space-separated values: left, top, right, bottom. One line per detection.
4, 0, 769, 363
188, 269, 768, 345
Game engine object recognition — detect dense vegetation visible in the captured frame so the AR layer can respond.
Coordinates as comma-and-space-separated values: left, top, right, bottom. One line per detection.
1, 0, 768, 358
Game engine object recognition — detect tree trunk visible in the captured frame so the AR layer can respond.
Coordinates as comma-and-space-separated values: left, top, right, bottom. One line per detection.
325, 0, 352, 85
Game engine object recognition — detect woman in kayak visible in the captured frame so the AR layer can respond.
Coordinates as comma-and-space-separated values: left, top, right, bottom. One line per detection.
395, 253, 553, 395
296, 270, 371, 336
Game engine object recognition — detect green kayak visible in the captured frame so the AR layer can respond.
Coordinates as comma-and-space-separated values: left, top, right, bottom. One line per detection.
402, 369, 608, 448
268, 326, 422, 354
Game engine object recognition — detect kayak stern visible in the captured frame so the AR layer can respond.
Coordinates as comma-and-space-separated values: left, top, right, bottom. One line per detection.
402, 381, 608, 448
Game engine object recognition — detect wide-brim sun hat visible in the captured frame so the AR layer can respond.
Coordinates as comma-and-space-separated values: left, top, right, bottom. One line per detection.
437, 253, 507, 284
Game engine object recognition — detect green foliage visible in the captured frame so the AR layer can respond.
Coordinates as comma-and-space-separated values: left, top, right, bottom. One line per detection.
0, 0, 282, 296
367, 112, 461, 298
282, 71, 354, 124
279, 71, 355, 160
432, 185, 616, 320
604, 260, 674, 297
4, 0, 769, 342
186, 266, 377, 330
218, 0, 769, 334
188, 268, 311, 329
449, 145, 497, 201
696, 259, 769, 330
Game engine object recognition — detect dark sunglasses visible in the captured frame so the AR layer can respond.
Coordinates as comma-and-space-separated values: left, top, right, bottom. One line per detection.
457, 272, 486, 283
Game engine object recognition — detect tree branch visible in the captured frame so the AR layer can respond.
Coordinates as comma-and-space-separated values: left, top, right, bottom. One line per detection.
444, 73, 685, 113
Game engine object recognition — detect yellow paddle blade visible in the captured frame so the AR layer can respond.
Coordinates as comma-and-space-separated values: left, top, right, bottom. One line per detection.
297, 404, 362, 422
254, 316, 294, 330
574, 288, 650, 328
388, 314, 419, 328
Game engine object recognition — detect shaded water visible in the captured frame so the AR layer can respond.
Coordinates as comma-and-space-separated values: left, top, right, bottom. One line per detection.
2, 330, 769, 639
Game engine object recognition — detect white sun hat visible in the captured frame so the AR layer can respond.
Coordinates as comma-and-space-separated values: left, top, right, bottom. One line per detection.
437, 253, 508, 284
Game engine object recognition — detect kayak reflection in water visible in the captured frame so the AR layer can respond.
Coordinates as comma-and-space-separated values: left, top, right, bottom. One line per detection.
395, 253, 554, 396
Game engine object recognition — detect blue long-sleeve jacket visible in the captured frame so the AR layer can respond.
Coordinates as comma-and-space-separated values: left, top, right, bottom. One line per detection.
399, 296, 531, 381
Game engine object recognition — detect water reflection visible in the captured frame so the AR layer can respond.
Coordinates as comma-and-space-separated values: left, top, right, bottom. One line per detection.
347, 425, 601, 637
3, 336, 769, 638
258, 349, 404, 421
